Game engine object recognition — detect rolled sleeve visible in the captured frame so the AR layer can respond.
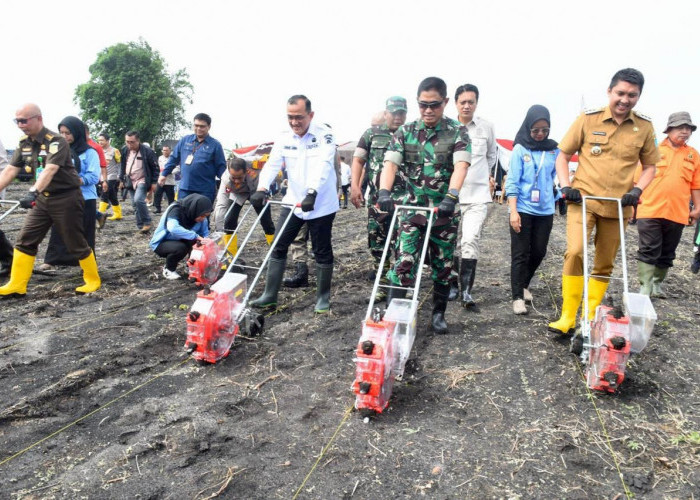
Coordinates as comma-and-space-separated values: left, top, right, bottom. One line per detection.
353, 147, 368, 160
384, 150, 402, 166
454, 150, 471, 165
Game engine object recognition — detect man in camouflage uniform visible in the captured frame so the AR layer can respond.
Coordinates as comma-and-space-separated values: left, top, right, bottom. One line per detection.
378, 77, 471, 334
351, 96, 407, 300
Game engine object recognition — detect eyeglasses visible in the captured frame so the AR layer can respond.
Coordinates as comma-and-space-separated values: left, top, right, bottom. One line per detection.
417, 100, 444, 110
14, 115, 39, 125
530, 127, 550, 135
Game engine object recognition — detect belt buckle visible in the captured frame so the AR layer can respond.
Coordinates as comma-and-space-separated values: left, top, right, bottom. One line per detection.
42, 191, 50, 197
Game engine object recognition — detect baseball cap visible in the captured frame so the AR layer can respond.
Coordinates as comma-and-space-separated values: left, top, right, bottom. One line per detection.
386, 96, 407, 113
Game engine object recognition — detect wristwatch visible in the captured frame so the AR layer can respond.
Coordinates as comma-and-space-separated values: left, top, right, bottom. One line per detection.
306, 188, 318, 197
447, 188, 459, 197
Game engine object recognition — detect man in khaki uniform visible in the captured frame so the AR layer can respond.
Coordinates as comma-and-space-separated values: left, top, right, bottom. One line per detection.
0, 103, 101, 298
549, 68, 659, 334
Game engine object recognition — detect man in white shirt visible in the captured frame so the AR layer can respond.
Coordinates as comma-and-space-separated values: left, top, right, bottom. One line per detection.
454, 84, 497, 309
250, 95, 338, 313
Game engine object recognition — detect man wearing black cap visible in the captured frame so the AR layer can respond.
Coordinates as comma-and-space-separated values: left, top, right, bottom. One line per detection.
350, 96, 407, 301
635, 111, 700, 295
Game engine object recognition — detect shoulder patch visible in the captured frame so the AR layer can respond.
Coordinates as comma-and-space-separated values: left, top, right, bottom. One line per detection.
633, 110, 652, 121
584, 107, 605, 115
324, 133, 334, 145
49, 142, 59, 154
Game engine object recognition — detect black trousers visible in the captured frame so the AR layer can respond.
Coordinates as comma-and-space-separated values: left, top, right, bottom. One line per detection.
44, 198, 97, 266
0, 229, 13, 264
16, 190, 91, 260
510, 212, 553, 300
154, 239, 195, 271
154, 184, 175, 211
100, 179, 120, 206
224, 201, 275, 235
636, 217, 685, 269
271, 209, 335, 265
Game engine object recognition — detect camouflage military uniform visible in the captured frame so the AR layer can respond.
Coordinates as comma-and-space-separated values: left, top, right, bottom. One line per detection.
354, 124, 406, 260
384, 117, 471, 286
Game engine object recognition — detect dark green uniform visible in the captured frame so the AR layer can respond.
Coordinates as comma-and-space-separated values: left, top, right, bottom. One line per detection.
9, 127, 91, 259
384, 117, 471, 286
353, 124, 407, 260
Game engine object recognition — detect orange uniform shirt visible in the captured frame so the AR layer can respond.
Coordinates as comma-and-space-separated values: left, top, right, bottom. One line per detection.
636, 138, 700, 224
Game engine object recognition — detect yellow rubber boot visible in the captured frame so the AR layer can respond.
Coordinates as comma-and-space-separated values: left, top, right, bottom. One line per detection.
222, 234, 237, 256
75, 251, 101, 294
265, 234, 274, 246
98, 201, 109, 213
108, 205, 122, 220
0, 249, 35, 298
585, 278, 609, 320
548, 275, 584, 334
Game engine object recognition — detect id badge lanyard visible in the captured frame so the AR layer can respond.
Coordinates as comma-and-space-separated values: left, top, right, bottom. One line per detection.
530, 151, 545, 203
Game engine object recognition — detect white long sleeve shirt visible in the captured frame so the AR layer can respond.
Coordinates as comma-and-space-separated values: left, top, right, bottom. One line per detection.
257, 121, 338, 220
459, 117, 497, 204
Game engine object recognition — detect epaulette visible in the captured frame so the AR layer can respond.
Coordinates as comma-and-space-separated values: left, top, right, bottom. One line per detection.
584, 107, 605, 115
633, 110, 652, 122
19, 134, 28, 141
44, 132, 54, 140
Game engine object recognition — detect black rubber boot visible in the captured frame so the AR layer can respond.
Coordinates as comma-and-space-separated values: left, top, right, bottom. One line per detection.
431, 283, 449, 334
447, 257, 459, 301
386, 286, 407, 307
251, 258, 286, 308
460, 258, 477, 309
314, 263, 333, 313
283, 261, 309, 288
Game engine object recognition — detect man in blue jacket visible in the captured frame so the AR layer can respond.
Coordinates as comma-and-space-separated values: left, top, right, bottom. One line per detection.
159, 113, 227, 202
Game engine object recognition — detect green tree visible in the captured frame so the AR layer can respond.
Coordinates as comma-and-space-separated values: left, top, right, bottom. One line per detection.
75, 39, 193, 148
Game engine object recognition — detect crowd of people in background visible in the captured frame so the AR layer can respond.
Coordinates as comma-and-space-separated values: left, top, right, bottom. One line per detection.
0, 69, 699, 340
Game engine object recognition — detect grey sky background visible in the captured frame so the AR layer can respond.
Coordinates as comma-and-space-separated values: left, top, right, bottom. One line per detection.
3, 0, 700, 150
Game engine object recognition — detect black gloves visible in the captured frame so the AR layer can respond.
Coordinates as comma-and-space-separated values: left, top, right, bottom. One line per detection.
437, 192, 459, 218
250, 190, 268, 209
20, 190, 38, 209
561, 186, 582, 203
376, 189, 394, 212
301, 191, 316, 212
621, 187, 643, 207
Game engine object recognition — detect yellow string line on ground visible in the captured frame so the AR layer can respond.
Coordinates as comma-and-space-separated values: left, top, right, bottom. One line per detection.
291, 404, 354, 500
0, 357, 191, 468
573, 360, 634, 499
291, 287, 432, 499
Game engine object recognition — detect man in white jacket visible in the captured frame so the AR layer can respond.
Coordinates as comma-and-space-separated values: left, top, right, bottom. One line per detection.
250, 95, 337, 313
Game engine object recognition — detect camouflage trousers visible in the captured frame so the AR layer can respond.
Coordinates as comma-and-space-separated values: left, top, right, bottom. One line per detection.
368, 204, 392, 261
386, 210, 459, 287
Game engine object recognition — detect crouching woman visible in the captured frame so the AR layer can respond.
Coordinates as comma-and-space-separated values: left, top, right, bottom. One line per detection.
150, 194, 212, 280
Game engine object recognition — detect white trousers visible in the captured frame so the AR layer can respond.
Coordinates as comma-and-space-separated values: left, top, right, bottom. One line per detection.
458, 202, 489, 259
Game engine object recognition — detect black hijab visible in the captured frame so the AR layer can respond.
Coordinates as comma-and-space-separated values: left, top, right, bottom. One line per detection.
168, 194, 213, 229
57, 116, 90, 155
513, 105, 558, 152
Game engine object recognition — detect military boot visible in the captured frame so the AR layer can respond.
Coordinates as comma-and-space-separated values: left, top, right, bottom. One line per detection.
431, 283, 450, 334
283, 262, 309, 288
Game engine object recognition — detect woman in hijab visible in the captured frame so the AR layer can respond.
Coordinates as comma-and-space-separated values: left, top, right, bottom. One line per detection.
40, 116, 101, 269
505, 105, 560, 315
149, 193, 212, 279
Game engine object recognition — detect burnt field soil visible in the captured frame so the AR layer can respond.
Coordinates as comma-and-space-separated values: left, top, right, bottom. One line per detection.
1, 182, 699, 500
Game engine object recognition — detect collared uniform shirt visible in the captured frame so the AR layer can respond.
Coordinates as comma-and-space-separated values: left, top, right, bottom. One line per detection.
162, 134, 227, 196
636, 138, 700, 224
459, 117, 497, 204
257, 121, 338, 220
10, 127, 80, 193
384, 117, 471, 206
559, 106, 659, 217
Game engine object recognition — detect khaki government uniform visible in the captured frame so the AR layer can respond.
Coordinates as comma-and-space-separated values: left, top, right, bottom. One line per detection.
559, 107, 659, 277
9, 127, 92, 259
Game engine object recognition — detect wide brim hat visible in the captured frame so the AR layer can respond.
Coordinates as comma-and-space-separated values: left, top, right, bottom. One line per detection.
664, 111, 697, 133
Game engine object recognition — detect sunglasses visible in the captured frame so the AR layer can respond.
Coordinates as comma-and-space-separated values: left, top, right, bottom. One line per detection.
530, 127, 550, 135
417, 100, 444, 110
14, 115, 39, 125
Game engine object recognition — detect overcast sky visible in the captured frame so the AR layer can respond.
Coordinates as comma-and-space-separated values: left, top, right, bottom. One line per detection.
3, 0, 700, 151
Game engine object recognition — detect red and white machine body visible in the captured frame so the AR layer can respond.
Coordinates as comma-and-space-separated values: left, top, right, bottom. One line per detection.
187, 233, 226, 288
185, 273, 247, 363
585, 305, 631, 393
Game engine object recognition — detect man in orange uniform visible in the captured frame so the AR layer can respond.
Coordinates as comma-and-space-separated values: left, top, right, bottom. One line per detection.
635, 112, 700, 297
549, 68, 659, 334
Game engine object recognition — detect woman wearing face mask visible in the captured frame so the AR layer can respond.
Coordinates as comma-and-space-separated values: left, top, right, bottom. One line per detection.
40, 116, 101, 269
505, 105, 560, 314
149, 193, 212, 280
